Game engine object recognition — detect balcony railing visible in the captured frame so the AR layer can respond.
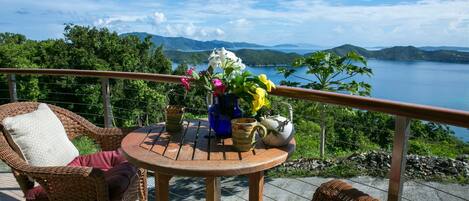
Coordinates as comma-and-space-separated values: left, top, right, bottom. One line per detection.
1, 68, 468, 201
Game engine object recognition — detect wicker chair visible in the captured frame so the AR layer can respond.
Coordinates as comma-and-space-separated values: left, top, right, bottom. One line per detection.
312, 179, 379, 201
0, 102, 147, 201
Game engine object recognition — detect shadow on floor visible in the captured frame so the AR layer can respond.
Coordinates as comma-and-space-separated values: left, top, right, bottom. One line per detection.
0, 192, 20, 201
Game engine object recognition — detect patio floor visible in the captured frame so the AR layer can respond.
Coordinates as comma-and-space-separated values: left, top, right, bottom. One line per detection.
1, 161, 468, 201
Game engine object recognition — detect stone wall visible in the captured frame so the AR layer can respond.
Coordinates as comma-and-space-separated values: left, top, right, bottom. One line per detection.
282, 151, 469, 179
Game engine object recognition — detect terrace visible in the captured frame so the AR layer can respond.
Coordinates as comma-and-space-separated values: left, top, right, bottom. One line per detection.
0, 68, 468, 201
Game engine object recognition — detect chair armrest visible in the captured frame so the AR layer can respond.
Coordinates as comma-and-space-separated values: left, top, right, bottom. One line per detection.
92, 127, 138, 151
26, 165, 110, 201
23, 165, 94, 178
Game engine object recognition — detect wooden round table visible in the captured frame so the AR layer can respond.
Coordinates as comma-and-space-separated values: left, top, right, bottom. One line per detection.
121, 120, 295, 201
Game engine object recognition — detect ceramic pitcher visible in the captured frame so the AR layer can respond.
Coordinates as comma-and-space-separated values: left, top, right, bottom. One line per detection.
260, 102, 294, 147
231, 118, 267, 152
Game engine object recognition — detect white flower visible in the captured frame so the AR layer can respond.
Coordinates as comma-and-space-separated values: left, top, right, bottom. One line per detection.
219, 47, 238, 62
208, 50, 221, 68
208, 47, 246, 70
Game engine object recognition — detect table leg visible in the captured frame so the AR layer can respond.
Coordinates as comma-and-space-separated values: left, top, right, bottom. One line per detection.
249, 171, 264, 201
206, 176, 221, 201
156, 172, 172, 201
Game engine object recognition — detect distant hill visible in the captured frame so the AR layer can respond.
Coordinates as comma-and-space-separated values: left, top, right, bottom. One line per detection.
120, 32, 264, 51
326, 44, 372, 57
328, 44, 469, 63
165, 44, 469, 65
122, 32, 469, 64
273, 44, 299, 48
419, 46, 469, 52
165, 49, 300, 66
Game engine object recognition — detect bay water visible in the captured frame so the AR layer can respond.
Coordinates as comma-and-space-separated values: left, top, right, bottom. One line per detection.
175, 59, 469, 141
248, 60, 469, 141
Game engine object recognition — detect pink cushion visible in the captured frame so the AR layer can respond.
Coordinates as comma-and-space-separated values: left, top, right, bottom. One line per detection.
26, 150, 136, 201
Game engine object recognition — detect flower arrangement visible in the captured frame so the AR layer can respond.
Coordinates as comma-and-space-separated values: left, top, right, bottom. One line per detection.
181, 47, 275, 115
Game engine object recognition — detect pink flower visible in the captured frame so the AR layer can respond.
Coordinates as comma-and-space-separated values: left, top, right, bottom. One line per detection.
186, 67, 195, 76
212, 79, 226, 96
181, 78, 191, 91
212, 78, 223, 87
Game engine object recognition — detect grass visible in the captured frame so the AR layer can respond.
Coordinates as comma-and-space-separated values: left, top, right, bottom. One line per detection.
72, 136, 100, 155
408, 139, 467, 158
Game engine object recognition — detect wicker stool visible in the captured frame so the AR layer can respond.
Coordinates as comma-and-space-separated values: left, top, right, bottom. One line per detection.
312, 179, 379, 201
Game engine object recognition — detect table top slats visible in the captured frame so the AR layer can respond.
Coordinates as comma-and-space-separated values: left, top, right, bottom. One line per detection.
208, 133, 224, 161
252, 135, 267, 156
139, 126, 164, 151
176, 121, 200, 161
122, 119, 295, 176
151, 128, 171, 156
221, 138, 241, 160
193, 124, 210, 160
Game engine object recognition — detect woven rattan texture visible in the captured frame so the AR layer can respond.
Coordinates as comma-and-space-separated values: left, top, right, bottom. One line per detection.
0, 102, 147, 201
312, 179, 380, 201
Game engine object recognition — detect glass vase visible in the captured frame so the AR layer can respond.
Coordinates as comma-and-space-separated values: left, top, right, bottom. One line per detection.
208, 94, 243, 138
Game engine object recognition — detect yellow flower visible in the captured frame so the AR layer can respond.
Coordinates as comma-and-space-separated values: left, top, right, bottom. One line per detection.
251, 87, 267, 114
258, 74, 276, 92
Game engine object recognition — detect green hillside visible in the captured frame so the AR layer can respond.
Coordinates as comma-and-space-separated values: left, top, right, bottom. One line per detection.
328, 45, 469, 63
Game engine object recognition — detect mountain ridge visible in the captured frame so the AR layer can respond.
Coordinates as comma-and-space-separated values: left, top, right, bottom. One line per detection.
328, 44, 469, 63
119, 33, 469, 64
120, 32, 265, 51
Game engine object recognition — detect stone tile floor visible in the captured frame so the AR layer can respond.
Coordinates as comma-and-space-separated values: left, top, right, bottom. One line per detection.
1, 160, 469, 201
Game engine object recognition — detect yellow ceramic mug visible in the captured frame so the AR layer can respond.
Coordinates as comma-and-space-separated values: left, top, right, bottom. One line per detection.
231, 118, 268, 152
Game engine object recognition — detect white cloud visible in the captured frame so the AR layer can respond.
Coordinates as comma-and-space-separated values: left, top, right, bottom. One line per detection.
2, 0, 468, 46
93, 15, 144, 27
151, 12, 166, 24
229, 18, 250, 27
163, 23, 224, 40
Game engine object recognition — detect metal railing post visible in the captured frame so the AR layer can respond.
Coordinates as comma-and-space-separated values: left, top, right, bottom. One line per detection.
319, 104, 326, 158
388, 116, 411, 201
7, 74, 17, 102
100, 78, 113, 127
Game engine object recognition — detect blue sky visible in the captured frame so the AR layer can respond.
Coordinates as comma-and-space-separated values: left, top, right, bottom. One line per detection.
0, 0, 468, 47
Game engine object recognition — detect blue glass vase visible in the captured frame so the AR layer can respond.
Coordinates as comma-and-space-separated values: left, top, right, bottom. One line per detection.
208, 94, 243, 138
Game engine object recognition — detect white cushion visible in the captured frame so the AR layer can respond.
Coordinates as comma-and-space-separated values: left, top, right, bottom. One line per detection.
2, 103, 79, 167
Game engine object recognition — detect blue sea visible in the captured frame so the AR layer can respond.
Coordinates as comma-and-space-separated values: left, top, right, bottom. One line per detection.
175, 53, 469, 141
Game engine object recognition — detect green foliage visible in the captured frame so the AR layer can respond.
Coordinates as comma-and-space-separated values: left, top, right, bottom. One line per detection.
1, 26, 468, 178
72, 136, 100, 155
279, 51, 372, 96
291, 120, 321, 159
409, 139, 466, 158
0, 25, 173, 126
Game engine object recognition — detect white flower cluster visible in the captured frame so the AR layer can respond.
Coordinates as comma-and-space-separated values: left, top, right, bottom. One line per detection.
208, 47, 246, 70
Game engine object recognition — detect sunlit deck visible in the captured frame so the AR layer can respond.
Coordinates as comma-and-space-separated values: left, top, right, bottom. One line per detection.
2, 162, 469, 201
0, 68, 468, 201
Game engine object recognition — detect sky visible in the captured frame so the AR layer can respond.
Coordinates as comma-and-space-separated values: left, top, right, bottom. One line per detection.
0, 0, 468, 47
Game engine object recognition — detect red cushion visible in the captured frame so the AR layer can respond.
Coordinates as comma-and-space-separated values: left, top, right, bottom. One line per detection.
26, 150, 136, 201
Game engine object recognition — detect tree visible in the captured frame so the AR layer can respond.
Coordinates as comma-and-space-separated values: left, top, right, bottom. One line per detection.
173, 63, 188, 75
149, 45, 172, 74
278, 51, 372, 157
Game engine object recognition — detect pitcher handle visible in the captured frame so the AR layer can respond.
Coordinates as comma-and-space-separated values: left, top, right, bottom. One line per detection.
252, 122, 268, 139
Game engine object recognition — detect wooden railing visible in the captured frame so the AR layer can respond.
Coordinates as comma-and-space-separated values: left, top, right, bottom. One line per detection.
1, 68, 468, 201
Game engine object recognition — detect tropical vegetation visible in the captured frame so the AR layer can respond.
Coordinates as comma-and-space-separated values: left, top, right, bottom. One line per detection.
1, 25, 468, 182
